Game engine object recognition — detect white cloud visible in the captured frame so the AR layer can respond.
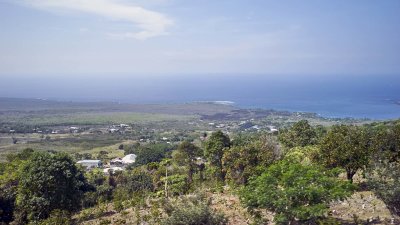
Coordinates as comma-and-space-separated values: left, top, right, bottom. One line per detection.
17, 0, 174, 40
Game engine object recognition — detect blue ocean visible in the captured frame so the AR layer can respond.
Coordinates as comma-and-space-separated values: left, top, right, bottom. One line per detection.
1, 74, 399, 119
113, 74, 400, 120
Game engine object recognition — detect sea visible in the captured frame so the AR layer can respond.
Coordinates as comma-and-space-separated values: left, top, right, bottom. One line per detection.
1, 74, 399, 120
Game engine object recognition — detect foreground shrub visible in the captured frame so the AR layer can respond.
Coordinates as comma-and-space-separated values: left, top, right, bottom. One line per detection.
162, 195, 227, 225
16, 152, 88, 223
366, 160, 400, 215
38, 210, 71, 225
241, 161, 354, 224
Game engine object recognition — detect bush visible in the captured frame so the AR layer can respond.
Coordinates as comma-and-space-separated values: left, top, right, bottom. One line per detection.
161, 174, 189, 196
38, 210, 71, 225
366, 160, 400, 215
241, 161, 354, 224
162, 196, 227, 225
135, 143, 174, 166
16, 152, 88, 223
124, 171, 154, 193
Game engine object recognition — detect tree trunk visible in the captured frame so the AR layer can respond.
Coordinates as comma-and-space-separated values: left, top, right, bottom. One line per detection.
198, 164, 205, 181
188, 164, 194, 184
346, 169, 356, 183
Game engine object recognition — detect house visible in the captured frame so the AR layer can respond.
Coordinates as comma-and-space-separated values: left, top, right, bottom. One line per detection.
110, 154, 137, 166
109, 128, 119, 133
77, 160, 102, 169
70, 127, 80, 133
122, 154, 136, 164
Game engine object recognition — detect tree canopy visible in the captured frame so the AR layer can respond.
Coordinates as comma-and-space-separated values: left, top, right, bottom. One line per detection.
16, 152, 88, 223
241, 160, 354, 224
204, 131, 230, 181
319, 125, 372, 182
279, 120, 318, 148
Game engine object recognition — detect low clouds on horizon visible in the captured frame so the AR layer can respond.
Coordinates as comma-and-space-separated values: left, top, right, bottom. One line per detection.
0, 1, 399, 76
16, 0, 174, 40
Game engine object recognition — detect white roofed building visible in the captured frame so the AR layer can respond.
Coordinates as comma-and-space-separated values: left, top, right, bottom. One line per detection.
122, 154, 137, 164
77, 160, 102, 169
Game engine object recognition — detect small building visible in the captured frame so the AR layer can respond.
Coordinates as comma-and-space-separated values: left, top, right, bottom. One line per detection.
77, 160, 102, 169
109, 128, 119, 133
122, 154, 136, 164
110, 154, 137, 166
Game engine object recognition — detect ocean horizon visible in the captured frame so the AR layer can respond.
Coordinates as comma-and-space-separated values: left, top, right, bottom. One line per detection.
1, 74, 399, 120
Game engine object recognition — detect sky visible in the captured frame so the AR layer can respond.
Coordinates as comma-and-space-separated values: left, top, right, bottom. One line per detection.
0, 0, 399, 77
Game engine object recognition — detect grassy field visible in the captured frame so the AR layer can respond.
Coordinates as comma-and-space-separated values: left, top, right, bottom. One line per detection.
0, 112, 196, 126
0, 98, 375, 161
0, 133, 128, 161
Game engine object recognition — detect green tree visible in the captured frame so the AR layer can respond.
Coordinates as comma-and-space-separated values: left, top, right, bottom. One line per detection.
241, 161, 354, 224
222, 134, 278, 185
174, 141, 202, 184
370, 121, 400, 162
135, 143, 173, 166
279, 120, 317, 148
204, 131, 230, 181
124, 171, 154, 193
0, 148, 34, 224
16, 152, 88, 223
283, 145, 320, 165
319, 125, 372, 182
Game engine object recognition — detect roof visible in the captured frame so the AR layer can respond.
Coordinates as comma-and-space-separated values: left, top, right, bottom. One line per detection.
77, 160, 101, 164
122, 154, 136, 164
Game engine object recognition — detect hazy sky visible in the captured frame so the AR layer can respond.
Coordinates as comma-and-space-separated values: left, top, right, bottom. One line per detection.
0, 0, 399, 76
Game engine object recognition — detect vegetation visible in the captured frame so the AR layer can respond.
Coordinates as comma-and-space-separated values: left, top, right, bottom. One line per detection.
204, 131, 230, 181
222, 133, 278, 185
319, 125, 372, 182
241, 160, 354, 224
162, 195, 227, 225
174, 141, 202, 184
0, 99, 399, 224
15, 152, 88, 223
279, 120, 318, 148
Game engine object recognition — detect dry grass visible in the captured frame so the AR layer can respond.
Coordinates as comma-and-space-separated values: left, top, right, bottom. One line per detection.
330, 191, 398, 224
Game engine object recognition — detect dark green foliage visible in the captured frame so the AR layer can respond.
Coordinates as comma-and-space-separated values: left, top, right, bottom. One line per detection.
5, 148, 34, 162
135, 143, 174, 166
0, 148, 35, 224
279, 120, 317, 148
204, 131, 230, 181
82, 169, 113, 207
16, 152, 88, 223
0, 183, 16, 224
241, 161, 354, 224
174, 141, 202, 184
38, 210, 72, 225
319, 125, 372, 182
124, 142, 140, 155
223, 134, 279, 185
124, 171, 154, 193
370, 121, 400, 162
162, 195, 227, 225
366, 121, 400, 215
